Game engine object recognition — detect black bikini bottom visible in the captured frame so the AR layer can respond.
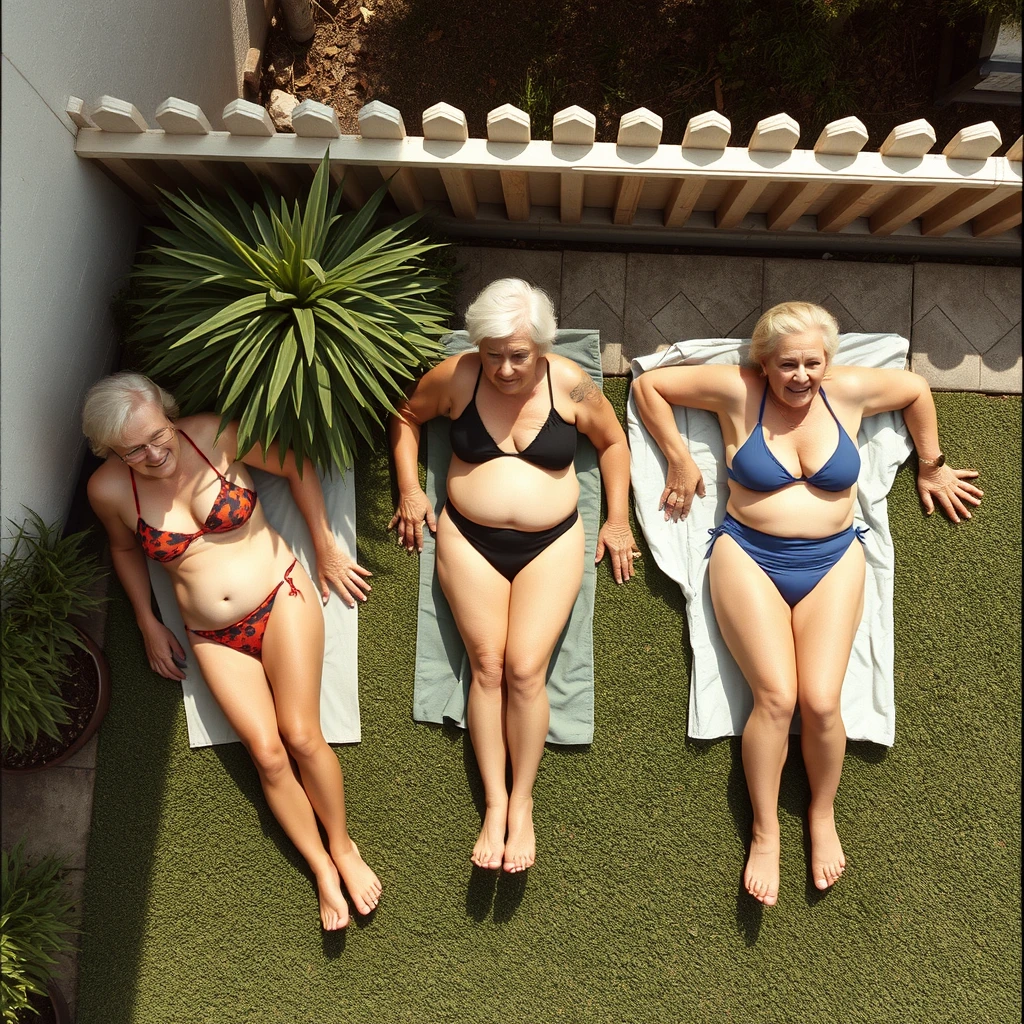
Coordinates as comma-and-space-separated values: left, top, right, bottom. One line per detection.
443, 501, 579, 582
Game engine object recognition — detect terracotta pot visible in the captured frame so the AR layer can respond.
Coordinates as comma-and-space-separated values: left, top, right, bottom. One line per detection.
1, 625, 110, 775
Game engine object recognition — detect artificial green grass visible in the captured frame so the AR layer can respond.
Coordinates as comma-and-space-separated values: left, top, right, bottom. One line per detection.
78, 386, 1021, 1024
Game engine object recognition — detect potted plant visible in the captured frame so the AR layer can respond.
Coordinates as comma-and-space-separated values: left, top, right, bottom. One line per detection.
1, 843, 75, 1023
1, 511, 109, 773
129, 151, 452, 477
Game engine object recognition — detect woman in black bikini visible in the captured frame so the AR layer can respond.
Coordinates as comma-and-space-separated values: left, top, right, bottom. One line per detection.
389, 278, 639, 873
82, 372, 381, 930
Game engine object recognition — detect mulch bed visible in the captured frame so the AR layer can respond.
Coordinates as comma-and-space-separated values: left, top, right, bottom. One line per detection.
260, 0, 1019, 151
1, 646, 98, 771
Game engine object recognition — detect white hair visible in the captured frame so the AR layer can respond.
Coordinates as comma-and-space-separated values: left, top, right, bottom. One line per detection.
82, 372, 178, 458
463, 278, 557, 353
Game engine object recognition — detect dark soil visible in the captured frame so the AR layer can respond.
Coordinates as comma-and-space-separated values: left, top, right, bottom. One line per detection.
17, 988, 57, 1024
261, 0, 1019, 152
1, 646, 99, 771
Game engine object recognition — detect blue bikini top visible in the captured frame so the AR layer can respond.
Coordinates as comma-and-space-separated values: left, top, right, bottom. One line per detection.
727, 383, 860, 493
450, 362, 577, 472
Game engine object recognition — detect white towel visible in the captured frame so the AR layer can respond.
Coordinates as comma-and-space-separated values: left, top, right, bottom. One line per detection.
146, 468, 360, 747
627, 335, 913, 747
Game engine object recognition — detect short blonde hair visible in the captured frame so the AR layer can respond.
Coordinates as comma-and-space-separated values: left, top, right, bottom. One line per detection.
750, 302, 840, 366
82, 372, 178, 458
464, 278, 557, 353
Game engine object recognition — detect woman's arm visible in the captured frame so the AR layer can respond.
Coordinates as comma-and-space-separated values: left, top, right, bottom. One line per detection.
631, 365, 741, 521
87, 472, 186, 680
227, 424, 372, 607
564, 363, 640, 584
841, 366, 983, 523
387, 357, 460, 553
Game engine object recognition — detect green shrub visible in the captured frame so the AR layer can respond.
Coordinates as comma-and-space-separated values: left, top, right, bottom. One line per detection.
0, 512, 106, 754
129, 153, 452, 476
0, 844, 76, 1023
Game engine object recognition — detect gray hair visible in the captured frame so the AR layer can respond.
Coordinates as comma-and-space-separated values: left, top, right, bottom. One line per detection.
750, 302, 840, 367
82, 372, 178, 458
464, 278, 557, 353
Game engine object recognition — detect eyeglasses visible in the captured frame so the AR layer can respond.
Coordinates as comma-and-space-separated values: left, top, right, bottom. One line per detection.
118, 426, 176, 464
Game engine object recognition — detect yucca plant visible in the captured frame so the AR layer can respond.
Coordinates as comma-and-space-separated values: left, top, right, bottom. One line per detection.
0, 843, 76, 1023
0, 512, 106, 754
129, 152, 452, 475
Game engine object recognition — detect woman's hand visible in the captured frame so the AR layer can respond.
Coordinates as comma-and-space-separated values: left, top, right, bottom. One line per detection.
660, 458, 706, 522
596, 520, 642, 584
388, 488, 437, 553
917, 464, 983, 524
140, 618, 187, 681
315, 539, 373, 607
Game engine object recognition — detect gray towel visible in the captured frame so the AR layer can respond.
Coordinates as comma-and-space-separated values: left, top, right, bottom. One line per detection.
412, 329, 603, 745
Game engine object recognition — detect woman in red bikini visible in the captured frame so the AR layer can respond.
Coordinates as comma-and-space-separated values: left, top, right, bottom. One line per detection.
82, 372, 380, 930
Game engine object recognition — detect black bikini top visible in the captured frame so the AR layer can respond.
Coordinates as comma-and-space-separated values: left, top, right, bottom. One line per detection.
449, 362, 577, 472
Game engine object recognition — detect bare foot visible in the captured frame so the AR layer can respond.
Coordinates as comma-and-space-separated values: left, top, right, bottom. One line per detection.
809, 806, 846, 891
471, 802, 507, 869
744, 830, 780, 906
503, 796, 535, 873
315, 863, 350, 930
331, 841, 382, 916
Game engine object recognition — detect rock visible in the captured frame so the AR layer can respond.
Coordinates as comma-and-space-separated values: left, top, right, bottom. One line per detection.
268, 89, 300, 131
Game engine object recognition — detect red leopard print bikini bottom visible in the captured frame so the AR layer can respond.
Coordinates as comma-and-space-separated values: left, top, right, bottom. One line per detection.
188, 559, 300, 661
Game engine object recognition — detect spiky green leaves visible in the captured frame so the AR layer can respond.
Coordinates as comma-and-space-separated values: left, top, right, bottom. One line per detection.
129, 152, 450, 475
1, 844, 77, 1023
0, 512, 107, 754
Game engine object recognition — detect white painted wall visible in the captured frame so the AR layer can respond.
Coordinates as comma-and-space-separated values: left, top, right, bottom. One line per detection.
0, 1, 269, 537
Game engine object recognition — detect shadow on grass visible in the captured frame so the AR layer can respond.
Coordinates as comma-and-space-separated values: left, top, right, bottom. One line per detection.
77, 585, 182, 1024
213, 743, 392, 955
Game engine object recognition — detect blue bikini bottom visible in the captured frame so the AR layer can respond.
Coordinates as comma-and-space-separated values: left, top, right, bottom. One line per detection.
706, 513, 867, 608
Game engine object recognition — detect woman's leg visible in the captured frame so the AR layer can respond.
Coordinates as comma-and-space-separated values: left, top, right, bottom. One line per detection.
435, 510, 513, 869
709, 536, 799, 906
792, 539, 865, 891
260, 562, 381, 916
191, 640, 350, 930
502, 517, 585, 872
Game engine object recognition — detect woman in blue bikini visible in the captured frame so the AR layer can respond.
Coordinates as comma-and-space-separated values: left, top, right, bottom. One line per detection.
83, 373, 381, 930
389, 278, 639, 873
632, 301, 982, 906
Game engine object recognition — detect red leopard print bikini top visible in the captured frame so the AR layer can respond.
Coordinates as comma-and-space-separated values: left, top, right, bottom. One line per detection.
131, 429, 257, 563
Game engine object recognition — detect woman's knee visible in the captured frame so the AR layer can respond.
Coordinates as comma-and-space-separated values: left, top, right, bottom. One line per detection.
246, 737, 291, 779
278, 722, 327, 761
472, 652, 505, 691
798, 691, 842, 732
504, 658, 546, 700
752, 683, 798, 723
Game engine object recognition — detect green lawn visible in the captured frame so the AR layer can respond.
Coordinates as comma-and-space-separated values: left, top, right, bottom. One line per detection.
79, 386, 1021, 1024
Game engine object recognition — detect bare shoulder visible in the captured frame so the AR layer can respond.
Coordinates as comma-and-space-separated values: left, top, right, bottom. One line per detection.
175, 412, 223, 443
87, 458, 132, 518
547, 353, 602, 404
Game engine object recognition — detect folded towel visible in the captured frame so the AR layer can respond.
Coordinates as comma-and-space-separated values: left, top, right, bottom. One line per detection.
627, 334, 914, 747
146, 468, 360, 747
413, 329, 603, 745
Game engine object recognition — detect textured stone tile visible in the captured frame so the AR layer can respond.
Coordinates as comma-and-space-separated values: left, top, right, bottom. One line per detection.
912, 264, 1022, 393
452, 246, 562, 325
910, 306, 981, 389
62, 733, 99, 770
560, 252, 628, 374
979, 325, 1022, 393
763, 258, 914, 339
623, 254, 763, 361
0, 767, 95, 868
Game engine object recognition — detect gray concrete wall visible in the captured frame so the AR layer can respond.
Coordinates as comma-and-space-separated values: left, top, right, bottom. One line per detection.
0, 1, 269, 538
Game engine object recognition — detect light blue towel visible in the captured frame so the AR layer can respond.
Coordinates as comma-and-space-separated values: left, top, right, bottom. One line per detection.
412, 329, 603, 745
